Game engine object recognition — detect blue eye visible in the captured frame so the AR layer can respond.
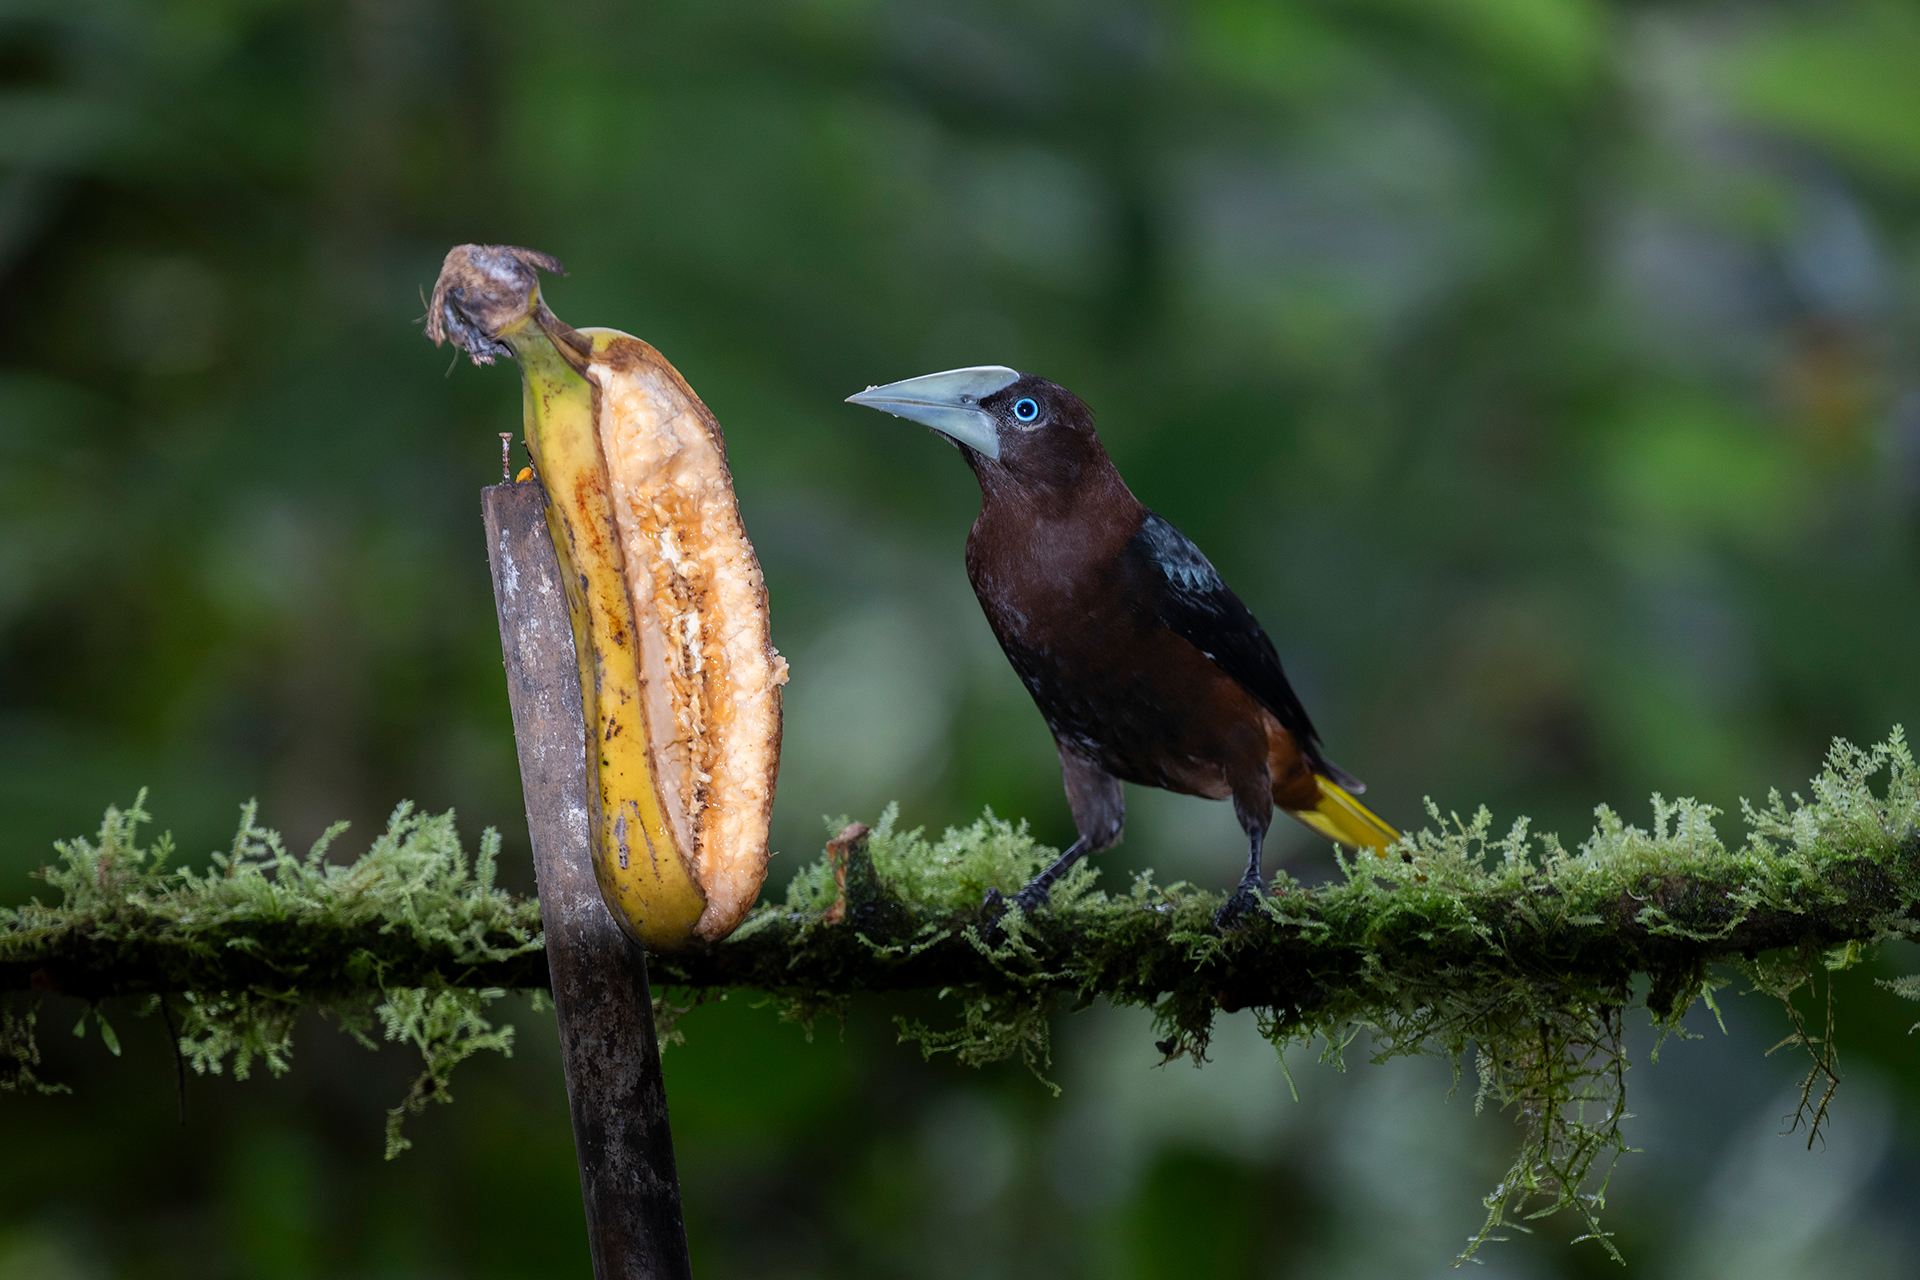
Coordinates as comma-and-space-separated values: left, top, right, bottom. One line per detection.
1013, 397, 1040, 422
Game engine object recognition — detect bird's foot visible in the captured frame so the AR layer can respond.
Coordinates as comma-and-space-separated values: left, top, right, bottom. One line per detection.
979, 884, 1049, 944
978, 888, 1013, 945
1213, 876, 1267, 930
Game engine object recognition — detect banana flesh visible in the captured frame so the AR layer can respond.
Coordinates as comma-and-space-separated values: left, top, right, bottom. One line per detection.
428, 245, 786, 948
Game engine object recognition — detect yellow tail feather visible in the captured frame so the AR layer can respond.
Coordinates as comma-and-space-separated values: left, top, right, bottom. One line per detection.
1292, 775, 1400, 855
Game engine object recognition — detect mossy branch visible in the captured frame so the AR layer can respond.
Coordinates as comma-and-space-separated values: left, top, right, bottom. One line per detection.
1, 799, 548, 1003
1, 798, 547, 1159
6, 731, 1920, 1261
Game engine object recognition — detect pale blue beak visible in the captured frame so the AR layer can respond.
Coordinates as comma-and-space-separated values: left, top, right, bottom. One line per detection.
845, 365, 1020, 460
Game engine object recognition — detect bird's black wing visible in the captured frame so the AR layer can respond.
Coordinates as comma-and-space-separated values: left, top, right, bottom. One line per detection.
1127, 511, 1362, 789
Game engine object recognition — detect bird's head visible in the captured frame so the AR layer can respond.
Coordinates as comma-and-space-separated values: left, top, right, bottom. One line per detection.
845, 366, 1107, 495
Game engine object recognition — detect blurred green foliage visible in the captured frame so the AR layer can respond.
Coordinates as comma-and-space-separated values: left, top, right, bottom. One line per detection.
3, 0, 1919, 1275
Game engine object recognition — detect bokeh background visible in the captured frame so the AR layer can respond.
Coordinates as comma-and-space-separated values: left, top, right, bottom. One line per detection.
4, 0, 1920, 1275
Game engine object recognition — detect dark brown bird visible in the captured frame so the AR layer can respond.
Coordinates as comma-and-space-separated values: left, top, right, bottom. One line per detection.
847, 367, 1397, 926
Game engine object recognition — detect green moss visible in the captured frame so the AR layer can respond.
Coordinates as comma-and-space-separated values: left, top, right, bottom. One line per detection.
0, 793, 543, 1156
5, 733, 1920, 1261
691, 729, 1920, 1263
0, 1001, 65, 1095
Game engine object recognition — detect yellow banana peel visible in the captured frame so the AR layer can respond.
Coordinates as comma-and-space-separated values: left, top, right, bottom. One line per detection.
428, 245, 787, 949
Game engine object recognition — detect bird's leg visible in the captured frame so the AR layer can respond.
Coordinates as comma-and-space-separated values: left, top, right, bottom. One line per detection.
1215, 786, 1273, 929
982, 745, 1122, 934
1236, 826, 1265, 894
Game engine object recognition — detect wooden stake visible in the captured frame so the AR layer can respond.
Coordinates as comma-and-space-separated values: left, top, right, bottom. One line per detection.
483, 480, 694, 1280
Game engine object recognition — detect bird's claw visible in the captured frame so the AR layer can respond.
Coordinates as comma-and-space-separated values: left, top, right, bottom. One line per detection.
979, 885, 1048, 944
1213, 878, 1266, 930
978, 888, 1011, 944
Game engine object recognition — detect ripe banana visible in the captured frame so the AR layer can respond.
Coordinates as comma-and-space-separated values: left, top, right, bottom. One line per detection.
428, 245, 787, 948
